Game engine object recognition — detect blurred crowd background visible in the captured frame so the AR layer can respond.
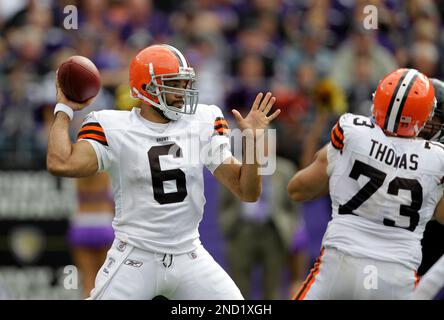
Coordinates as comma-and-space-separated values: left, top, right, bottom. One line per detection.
0, 0, 444, 299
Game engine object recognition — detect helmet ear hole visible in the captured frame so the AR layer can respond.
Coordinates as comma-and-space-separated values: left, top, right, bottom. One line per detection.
142, 83, 156, 94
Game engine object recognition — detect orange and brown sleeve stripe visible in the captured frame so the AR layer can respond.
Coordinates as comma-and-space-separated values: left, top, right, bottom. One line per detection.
293, 247, 324, 300
77, 122, 108, 146
214, 117, 229, 136
330, 121, 344, 150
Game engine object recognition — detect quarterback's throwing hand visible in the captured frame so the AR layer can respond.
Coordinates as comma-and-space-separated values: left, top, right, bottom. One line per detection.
232, 92, 280, 137
55, 79, 93, 112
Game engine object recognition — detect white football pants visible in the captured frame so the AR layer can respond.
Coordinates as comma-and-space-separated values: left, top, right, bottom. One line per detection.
294, 247, 418, 300
89, 238, 244, 300
411, 255, 444, 300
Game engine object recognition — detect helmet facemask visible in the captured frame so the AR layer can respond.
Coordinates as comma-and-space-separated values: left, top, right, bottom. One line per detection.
144, 63, 199, 120
420, 98, 444, 142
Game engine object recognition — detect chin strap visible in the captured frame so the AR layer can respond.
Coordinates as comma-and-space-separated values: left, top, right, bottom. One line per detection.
161, 108, 181, 121
151, 103, 170, 121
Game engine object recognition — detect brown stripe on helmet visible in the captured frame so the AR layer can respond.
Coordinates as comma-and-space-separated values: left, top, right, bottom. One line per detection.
383, 70, 409, 130
393, 73, 418, 133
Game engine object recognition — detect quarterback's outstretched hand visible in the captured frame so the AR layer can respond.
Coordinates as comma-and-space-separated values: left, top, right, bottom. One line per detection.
232, 92, 280, 137
56, 79, 93, 111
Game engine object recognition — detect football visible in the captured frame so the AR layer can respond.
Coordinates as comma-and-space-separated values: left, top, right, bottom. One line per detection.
57, 55, 101, 103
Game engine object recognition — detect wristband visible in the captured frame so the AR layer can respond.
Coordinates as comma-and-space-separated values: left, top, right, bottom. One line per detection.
54, 103, 74, 120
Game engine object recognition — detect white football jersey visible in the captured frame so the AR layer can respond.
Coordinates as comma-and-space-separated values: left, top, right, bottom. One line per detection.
325, 113, 444, 270
78, 104, 232, 254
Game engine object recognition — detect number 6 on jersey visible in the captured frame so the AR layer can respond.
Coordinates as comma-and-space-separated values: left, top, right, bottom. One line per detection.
148, 143, 187, 205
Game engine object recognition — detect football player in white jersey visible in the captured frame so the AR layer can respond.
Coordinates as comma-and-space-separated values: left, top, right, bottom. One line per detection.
287, 68, 444, 300
411, 78, 444, 300
47, 44, 280, 299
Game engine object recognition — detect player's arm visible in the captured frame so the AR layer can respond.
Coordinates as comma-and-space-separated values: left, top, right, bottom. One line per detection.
287, 145, 329, 201
433, 193, 444, 225
213, 92, 280, 202
213, 154, 259, 202
47, 82, 97, 177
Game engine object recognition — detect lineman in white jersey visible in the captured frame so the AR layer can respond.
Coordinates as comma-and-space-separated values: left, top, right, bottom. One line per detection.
47, 44, 281, 299
288, 68, 444, 299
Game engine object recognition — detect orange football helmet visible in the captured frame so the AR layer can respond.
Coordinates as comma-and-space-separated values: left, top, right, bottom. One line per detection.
129, 44, 198, 120
372, 68, 436, 137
